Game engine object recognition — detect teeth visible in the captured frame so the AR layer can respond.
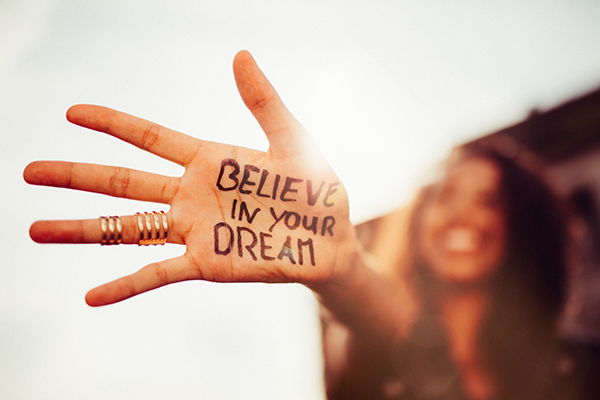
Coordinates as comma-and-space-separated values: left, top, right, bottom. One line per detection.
444, 228, 478, 252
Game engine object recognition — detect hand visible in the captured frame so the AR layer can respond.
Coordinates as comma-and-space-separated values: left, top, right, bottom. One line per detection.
24, 50, 357, 306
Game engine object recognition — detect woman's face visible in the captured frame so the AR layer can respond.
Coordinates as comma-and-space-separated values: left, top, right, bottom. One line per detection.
419, 157, 507, 283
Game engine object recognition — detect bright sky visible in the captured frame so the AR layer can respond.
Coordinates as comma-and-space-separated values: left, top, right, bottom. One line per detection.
2, 1, 600, 399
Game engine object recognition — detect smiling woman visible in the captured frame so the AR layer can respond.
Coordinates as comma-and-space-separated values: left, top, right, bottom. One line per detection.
320, 142, 600, 400
419, 157, 507, 283
412, 145, 569, 398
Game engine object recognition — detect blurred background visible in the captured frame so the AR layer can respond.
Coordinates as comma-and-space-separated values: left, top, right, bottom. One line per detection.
2, 1, 600, 399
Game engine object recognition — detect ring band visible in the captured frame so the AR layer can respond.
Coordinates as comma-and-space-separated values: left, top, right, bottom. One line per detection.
99, 216, 122, 245
136, 211, 168, 246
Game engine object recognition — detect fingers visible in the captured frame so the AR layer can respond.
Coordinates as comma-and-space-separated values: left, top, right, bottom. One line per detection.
233, 50, 312, 159
29, 213, 176, 245
24, 161, 178, 204
66, 105, 201, 167
85, 255, 192, 306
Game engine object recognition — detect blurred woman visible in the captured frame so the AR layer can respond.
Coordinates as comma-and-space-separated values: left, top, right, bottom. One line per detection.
321, 143, 599, 400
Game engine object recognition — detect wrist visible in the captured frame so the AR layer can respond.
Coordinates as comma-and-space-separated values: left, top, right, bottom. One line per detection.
305, 225, 363, 290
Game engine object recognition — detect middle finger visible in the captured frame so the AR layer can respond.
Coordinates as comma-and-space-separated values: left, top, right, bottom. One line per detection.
24, 161, 179, 204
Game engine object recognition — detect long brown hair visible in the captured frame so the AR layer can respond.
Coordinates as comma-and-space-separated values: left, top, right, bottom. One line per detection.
405, 143, 569, 397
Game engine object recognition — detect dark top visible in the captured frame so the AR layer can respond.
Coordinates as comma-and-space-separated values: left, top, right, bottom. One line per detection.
322, 213, 600, 400
325, 320, 600, 400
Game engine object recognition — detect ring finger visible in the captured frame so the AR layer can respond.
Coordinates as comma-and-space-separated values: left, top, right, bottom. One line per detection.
29, 212, 181, 245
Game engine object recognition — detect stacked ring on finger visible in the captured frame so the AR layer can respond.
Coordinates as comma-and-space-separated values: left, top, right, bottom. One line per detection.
99, 216, 122, 245
136, 211, 168, 246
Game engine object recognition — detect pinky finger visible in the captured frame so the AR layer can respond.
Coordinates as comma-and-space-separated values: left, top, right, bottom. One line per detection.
85, 255, 193, 306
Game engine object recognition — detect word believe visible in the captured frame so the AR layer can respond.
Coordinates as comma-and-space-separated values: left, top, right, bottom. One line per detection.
216, 158, 339, 207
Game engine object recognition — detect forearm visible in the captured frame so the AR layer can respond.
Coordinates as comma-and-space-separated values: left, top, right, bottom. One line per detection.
309, 249, 404, 343
311, 250, 407, 400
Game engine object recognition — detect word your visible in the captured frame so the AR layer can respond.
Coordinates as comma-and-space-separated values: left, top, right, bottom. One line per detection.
230, 199, 335, 237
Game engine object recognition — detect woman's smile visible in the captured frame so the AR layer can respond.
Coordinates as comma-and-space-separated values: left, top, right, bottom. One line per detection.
419, 158, 507, 283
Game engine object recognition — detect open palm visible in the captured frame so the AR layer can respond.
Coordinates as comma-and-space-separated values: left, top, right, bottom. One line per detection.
24, 51, 356, 306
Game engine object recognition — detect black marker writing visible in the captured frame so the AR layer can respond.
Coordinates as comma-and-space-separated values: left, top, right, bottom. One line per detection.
256, 170, 271, 198
237, 226, 258, 261
216, 159, 240, 191
239, 201, 260, 223
284, 212, 300, 230
321, 216, 336, 237
214, 222, 315, 266
269, 207, 287, 232
302, 215, 318, 235
268, 207, 335, 236
214, 158, 340, 266
280, 177, 303, 202
239, 164, 260, 195
278, 236, 296, 264
298, 238, 315, 266
231, 199, 238, 219
260, 232, 276, 261
216, 158, 339, 206
323, 182, 339, 207
214, 222, 234, 255
306, 180, 325, 206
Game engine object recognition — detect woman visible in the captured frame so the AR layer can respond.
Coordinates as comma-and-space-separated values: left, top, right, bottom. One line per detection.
24, 51, 599, 399
321, 144, 591, 400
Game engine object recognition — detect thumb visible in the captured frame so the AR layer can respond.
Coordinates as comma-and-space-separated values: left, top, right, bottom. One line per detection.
233, 50, 311, 159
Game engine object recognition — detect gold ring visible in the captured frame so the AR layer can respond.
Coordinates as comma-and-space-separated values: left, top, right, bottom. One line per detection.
99, 216, 122, 245
135, 211, 168, 246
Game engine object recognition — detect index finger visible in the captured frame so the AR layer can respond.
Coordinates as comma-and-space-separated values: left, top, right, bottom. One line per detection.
66, 105, 201, 167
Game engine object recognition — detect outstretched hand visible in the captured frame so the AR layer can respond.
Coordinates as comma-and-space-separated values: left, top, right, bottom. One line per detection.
23, 51, 357, 306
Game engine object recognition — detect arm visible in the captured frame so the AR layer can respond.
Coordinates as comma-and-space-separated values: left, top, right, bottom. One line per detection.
25, 50, 405, 397
311, 250, 404, 341
313, 215, 414, 400
314, 253, 407, 400
24, 49, 403, 335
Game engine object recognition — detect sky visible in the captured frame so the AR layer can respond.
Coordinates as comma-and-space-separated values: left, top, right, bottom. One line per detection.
2, 1, 600, 399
